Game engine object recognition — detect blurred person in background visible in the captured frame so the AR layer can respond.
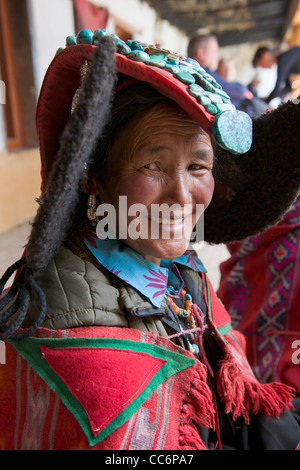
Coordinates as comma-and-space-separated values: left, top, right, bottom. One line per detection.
187, 33, 268, 116
252, 45, 300, 103
217, 57, 236, 81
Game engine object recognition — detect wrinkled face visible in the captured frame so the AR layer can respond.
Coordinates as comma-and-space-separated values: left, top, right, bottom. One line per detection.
95, 103, 215, 265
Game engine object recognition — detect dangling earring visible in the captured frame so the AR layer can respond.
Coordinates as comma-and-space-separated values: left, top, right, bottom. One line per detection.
87, 193, 100, 226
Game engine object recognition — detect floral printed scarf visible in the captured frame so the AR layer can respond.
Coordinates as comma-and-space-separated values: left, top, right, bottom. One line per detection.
79, 222, 206, 308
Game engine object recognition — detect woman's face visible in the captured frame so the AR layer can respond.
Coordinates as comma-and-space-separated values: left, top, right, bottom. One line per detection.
95, 102, 215, 265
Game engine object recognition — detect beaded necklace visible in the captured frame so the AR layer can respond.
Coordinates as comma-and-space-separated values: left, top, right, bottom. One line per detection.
165, 287, 200, 356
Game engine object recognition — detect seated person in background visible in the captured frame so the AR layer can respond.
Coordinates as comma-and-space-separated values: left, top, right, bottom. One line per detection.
252, 45, 300, 103
217, 58, 236, 81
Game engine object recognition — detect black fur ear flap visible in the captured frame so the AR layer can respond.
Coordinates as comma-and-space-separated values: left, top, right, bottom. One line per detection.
0, 36, 117, 341
204, 98, 300, 244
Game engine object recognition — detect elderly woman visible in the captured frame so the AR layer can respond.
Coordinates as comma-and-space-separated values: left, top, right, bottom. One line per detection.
0, 30, 300, 451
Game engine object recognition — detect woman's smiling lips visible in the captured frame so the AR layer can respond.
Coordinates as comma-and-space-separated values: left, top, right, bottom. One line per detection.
144, 209, 195, 239
150, 215, 184, 225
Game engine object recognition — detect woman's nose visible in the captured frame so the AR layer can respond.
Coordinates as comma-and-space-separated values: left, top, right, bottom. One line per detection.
163, 171, 192, 207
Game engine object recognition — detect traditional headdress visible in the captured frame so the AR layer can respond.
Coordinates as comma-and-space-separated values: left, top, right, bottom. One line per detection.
1, 29, 300, 341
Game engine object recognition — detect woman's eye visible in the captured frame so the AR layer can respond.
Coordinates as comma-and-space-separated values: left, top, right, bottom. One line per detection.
143, 162, 159, 170
188, 164, 204, 171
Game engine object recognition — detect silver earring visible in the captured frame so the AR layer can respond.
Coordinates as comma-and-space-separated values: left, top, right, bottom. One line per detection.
87, 194, 100, 225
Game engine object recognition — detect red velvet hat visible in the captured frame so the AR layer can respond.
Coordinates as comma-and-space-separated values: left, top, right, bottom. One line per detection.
36, 28, 252, 191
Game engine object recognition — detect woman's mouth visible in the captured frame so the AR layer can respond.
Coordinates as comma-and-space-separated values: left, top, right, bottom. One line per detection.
149, 215, 185, 226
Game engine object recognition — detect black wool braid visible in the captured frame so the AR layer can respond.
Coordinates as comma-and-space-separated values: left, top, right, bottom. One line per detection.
0, 285, 31, 341
0, 258, 26, 297
8, 271, 47, 341
26, 36, 117, 272
0, 259, 27, 330
0, 37, 117, 341
0, 281, 24, 327
0, 265, 47, 342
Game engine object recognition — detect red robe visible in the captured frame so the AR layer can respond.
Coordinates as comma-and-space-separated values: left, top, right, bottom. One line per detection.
0, 274, 296, 450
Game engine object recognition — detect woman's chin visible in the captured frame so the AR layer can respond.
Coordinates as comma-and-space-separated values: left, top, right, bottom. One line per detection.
131, 238, 191, 264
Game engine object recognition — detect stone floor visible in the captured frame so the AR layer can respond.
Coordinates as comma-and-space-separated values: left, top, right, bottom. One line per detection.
0, 221, 230, 290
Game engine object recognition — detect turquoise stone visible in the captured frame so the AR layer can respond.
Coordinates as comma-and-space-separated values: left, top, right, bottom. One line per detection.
115, 39, 131, 55
92, 29, 110, 45
188, 83, 206, 97
148, 53, 167, 67
205, 73, 220, 88
193, 71, 204, 81
127, 40, 143, 51
202, 81, 214, 92
165, 63, 183, 73
166, 58, 179, 65
212, 81, 222, 90
203, 72, 213, 81
206, 104, 218, 114
206, 92, 223, 104
176, 71, 195, 84
148, 55, 166, 67
149, 53, 167, 61
214, 88, 231, 100
176, 64, 188, 72
199, 95, 211, 106
203, 73, 218, 86
213, 110, 252, 154
195, 75, 214, 92
55, 47, 64, 55
214, 103, 235, 113
76, 29, 94, 44
129, 50, 150, 62
97, 28, 110, 36
66, 35, 76, 46
185, 57, 202, 70
188, 66, 204, 77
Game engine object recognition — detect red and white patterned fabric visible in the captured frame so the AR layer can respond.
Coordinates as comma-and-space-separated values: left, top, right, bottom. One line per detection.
218, 197, 300, 394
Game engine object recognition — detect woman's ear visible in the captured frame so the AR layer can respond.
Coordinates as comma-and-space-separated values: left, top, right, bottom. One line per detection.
81, 175, 99, 195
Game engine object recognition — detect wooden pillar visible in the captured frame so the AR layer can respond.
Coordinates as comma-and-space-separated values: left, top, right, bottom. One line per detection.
285, 1, 300, 46
0, 0, 37, 149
